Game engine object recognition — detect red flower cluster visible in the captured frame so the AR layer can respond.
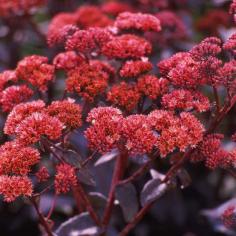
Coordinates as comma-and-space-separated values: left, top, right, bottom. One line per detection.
15, 112, 63, 145
47, 6, 113, 47
107, 82, 141, 111
0, 0, 45, 17
0, 141, 40, 175
120, 115, 157, 155
120, 60, 152, 78
102, 34, 152, 59
0, 85, 33, 112
4, 100, 45, 135
47, 13, 78, 47
222, 206, 236, 227
137, 75, 168, 100
85, 107, 123, 153
191, 134, 233, 169
53, 51, 84, 71
54, 163, 77, 194
115, 12, 161, 32
162, 89, 210, 112
223, 33, 236, 56
65, 28, 113, 54
46, 99, 82, 129
0, 70, 18, 91
101, 2, 133, 16
36, 166, 50, 183
66, 61, 111, 101
76, 5, 113, 29
149, 110, 204, 157
155, 11, 186, 43
16, 55, 55, 92
0, 176, 33, 202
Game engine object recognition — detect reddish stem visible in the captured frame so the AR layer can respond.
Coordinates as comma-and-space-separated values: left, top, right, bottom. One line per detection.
102, 150, 129, 226
30, 197, 54, 236
119, 202, 153, 236
75, 181, 102, 226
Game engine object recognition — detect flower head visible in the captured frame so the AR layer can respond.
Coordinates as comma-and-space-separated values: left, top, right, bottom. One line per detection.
137, 75, 168, 100
107, 82, 141, 111
0, 70, 18, 92
0, 176, 33, 202
15, 112, 63, 145
0, 141, 40, 175
16, 55, 55, 92
161, 89, 210, 112
102, 34, 152, 59
47, 13, 78, 47
120, 60, 152, 78
0, 85, 33, 112
46, 99, 82, 129
115, 12, 161, 32
53, 51, 84, 71
66, 62, 110, 101
4, 100, 46, 135
85, 107, 123, 153
75, 6, 113, 29
120, 115, 157, 155
36, 166, 50, 183
55, 163, 77, 194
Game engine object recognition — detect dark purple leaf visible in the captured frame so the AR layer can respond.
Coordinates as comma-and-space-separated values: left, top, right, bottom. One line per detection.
140, 178, 168, 207
115, 183, 139, 222
55, 212, 103, 236
94, 149, 119, 166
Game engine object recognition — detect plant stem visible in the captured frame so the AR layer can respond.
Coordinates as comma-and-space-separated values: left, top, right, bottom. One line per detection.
118, 158, 154, 186
213, 86, 220, 114
102, 150, 128, 226
75, 181, 102, 226
119, 202, 153, 236
30, 197, 54, 236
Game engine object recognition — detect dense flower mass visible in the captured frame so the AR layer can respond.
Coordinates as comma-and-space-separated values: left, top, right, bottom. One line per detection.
102, 34, 152, 59
0, 3, 235, 235
191, 134, 236, 169
149, 110, 204, 157
47, 14, 78, 47
76, 5, 113, 29
4, 100, 46, 135
0, 176, 33, 202
46, 99, 82, 129
54, 163, 77, 194
120, 60, 153, 78
137, 75, 168, 100
155, 11, 186, 43
107, 82, 141, 111
0, 0, 45, 17
101, 2, 133, 16
53, 51, 84, 71
85, 107, 123, 153
66, 62, 110, 101
161, 90, 210, 112
15, 112, 63, 145
115, 12, 161, 32
0, 141, 40, 175
0, 70, 18, 92
65, 28, 113, 54
16, 55, 55, 92
120, 115, 157, 155
35, 166, 50, 183
0, 85, 33, 112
